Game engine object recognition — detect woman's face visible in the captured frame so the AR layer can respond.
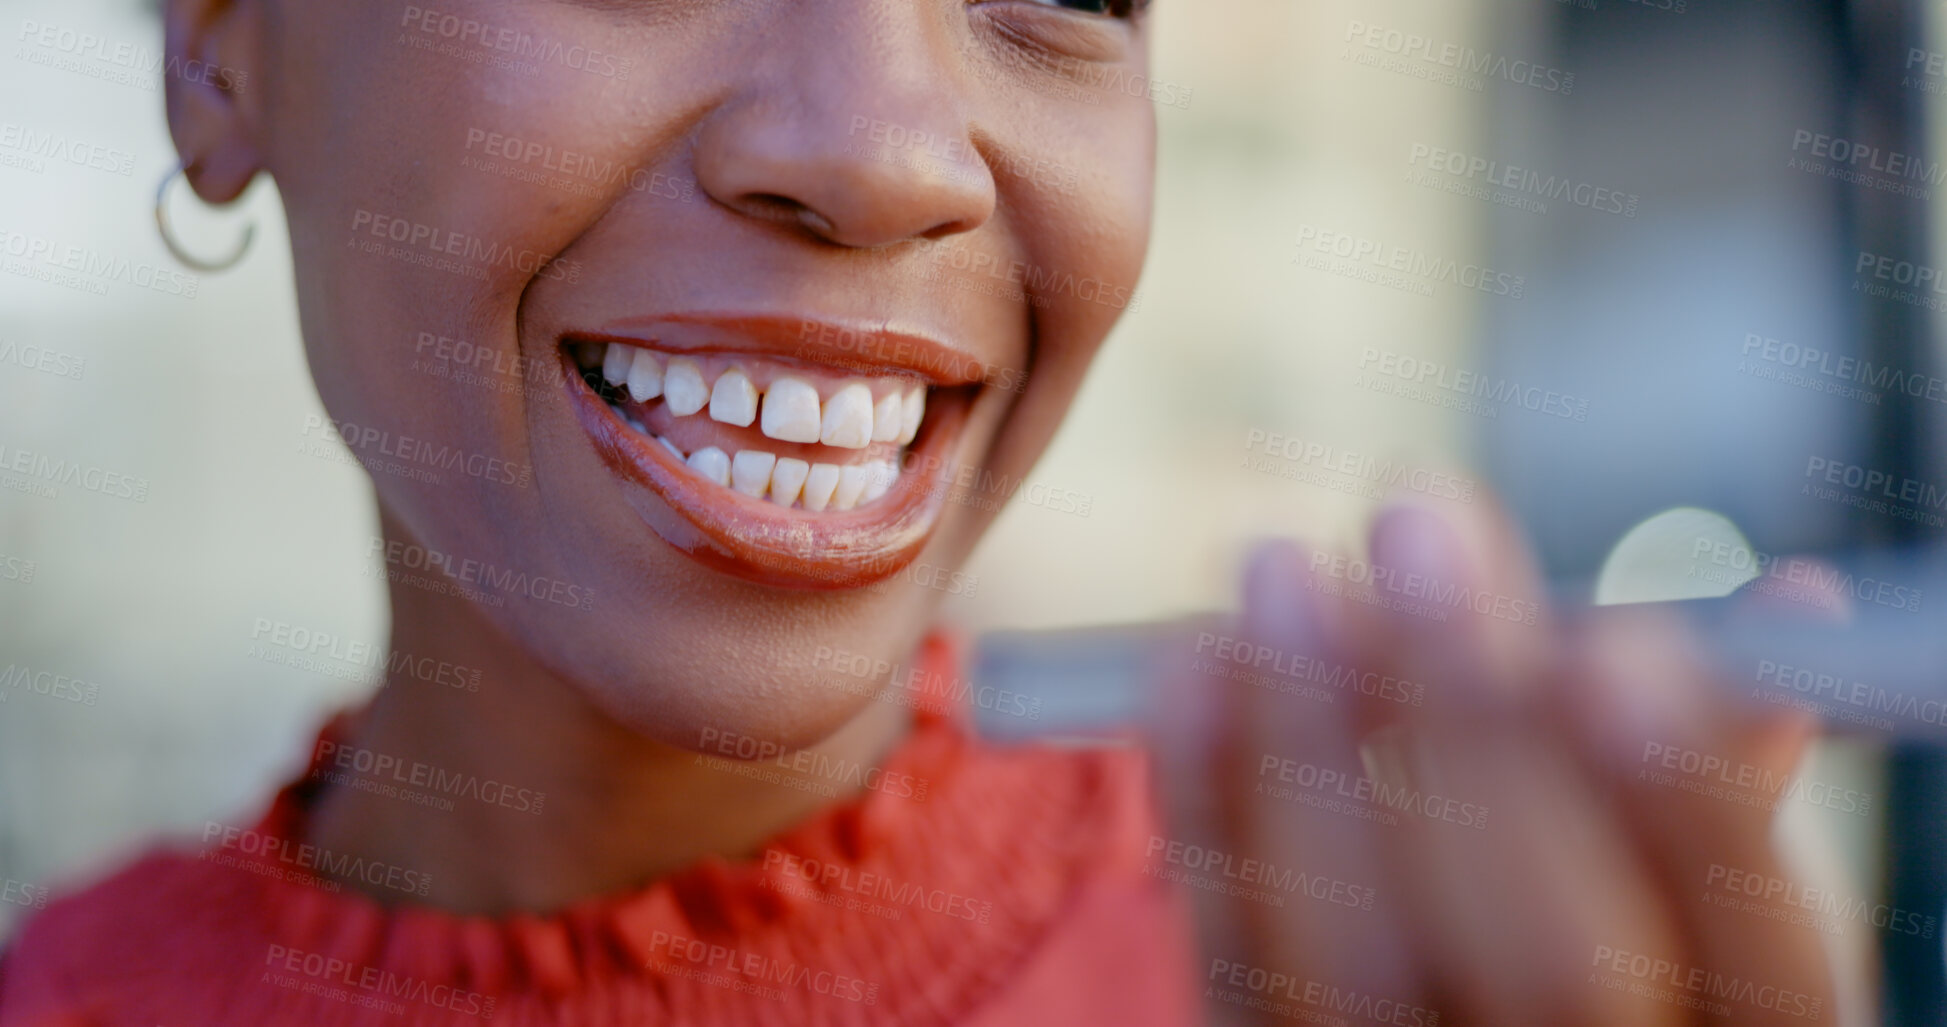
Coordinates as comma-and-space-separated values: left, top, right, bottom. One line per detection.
195, 0, 1154, 749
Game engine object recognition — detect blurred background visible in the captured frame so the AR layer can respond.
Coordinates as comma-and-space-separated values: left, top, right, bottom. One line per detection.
2, 0, 1943, 1021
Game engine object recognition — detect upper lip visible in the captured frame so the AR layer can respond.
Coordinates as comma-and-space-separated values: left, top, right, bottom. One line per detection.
566, 311, 990, 387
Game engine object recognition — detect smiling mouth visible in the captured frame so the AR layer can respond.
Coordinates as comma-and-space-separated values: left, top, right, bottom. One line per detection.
559, 319, 981, 589
575, 340, 929, 511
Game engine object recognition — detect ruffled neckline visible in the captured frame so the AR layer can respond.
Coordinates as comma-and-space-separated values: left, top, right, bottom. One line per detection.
148, 632, 1153, 1025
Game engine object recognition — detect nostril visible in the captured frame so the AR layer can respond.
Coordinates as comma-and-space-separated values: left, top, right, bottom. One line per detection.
917, 220, 968, 242
733, 193, 840, 239
727, 193, 808, 225
744, 193, 799, 215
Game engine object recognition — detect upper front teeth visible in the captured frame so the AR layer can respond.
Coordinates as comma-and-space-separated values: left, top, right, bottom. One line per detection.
898, 389, 923, 446
627, 349, 663, 403
819, 384, 874, 449
710, 368, 758, 427
871, 393, 903, 443
598, 343, 926, 451
760, 377, 822, 443
664, 359, 709, 417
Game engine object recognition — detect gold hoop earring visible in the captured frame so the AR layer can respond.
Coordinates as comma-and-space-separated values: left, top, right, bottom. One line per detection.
154, 160, 255, 273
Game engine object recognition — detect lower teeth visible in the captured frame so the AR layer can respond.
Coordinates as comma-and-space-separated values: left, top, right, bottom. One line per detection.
604, 399, 900, 512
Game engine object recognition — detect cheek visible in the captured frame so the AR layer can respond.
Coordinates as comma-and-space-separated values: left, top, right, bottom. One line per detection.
1014, 101, 1155, 367
272, 7, 679, 426
270, 14, 677, 570
964, 99, 1154, 480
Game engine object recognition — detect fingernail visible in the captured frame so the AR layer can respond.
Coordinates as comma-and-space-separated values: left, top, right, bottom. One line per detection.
1242, 538, 1318, 646
1370, 501, 1467, 589
1582, 618, 1694, 767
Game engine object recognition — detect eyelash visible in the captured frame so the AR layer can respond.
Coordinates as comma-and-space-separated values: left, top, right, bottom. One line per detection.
1024, 0, 1146, 20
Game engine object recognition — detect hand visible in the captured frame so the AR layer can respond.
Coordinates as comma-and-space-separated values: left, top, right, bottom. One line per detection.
1150, 497, 1839, 1027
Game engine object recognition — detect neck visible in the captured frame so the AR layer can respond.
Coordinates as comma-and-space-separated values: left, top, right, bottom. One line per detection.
304, 538, 914, 916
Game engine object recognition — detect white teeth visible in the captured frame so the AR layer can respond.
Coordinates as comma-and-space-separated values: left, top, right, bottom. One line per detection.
801, 464, 841, 512
860, 460, 896, 504
833, 465, 869, 511
664, 359, 708, 416
686, 446, 730, 487
626, 349, 663, 402
770, 458, 809, 508
660, 448, 895, 511
761, 377, 822, 444
871, 393, 903, 443
730, 449, 776, 498
820, 383, 875, 450
898, 387, 924, 445
710, 368, 758, 427
602, 344, 635, 388
599, 349, 935, 513
599, 345, 930, 452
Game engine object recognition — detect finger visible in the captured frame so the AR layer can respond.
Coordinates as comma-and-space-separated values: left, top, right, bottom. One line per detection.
1561, 610, 1834, 1027
1367, 725, 1691, 1026
1438, 491, 1558, 687
1210, 539, 1432, 1025
1355, 508, 1688, 1026
1329, 499, 1554, 742
1145, 615, 1259, 1027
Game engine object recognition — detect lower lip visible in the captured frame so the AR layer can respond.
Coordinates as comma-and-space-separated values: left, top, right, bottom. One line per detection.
560, 349, 970, 590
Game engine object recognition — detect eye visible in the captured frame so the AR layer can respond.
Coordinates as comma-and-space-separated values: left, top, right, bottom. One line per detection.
1023, 0, 1144, 19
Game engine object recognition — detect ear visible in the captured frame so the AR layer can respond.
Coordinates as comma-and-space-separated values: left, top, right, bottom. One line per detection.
162, 0, 267, 204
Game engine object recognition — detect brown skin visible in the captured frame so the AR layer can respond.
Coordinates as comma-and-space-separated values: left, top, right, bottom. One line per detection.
1155, 503, 1839, 1026
164, 0, 1153, 913
166, 1, 1837, 1021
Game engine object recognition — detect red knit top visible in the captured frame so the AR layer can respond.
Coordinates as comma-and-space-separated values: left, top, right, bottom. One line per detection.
0, 635, 1198, 1025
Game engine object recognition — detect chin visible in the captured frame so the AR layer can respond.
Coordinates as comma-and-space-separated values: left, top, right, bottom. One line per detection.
518, 592, 934, 756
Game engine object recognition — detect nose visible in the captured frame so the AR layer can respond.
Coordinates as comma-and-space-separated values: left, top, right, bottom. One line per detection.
691, 13, 996, 249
